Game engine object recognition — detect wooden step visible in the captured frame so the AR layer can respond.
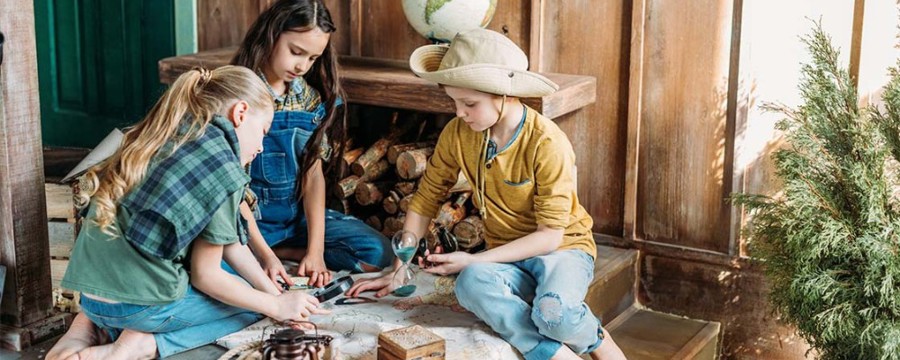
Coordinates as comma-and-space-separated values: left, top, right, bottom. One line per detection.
587, 245, 638, 324
605, 306, 720, 360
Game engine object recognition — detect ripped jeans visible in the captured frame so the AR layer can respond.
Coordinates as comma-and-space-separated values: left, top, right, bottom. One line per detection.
455, 249, 602, 360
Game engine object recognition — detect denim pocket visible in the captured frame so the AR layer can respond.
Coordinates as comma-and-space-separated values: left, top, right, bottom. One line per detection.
265, 184, 295, 202
261, 152, 290, 184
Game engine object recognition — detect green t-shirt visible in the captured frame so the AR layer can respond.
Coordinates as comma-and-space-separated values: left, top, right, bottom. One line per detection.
61, 190, 243, 305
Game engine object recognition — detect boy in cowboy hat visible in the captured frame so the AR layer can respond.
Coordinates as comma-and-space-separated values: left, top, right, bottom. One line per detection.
348, 29, 627, 360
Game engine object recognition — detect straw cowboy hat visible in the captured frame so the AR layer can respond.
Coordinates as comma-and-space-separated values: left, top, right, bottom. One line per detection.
409, 28, 558, 98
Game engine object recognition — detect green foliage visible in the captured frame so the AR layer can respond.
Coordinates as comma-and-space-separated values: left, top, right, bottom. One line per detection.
734, 22, 900, 360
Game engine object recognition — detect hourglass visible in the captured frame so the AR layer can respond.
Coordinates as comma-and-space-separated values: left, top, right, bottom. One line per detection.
391, 230, 419, 297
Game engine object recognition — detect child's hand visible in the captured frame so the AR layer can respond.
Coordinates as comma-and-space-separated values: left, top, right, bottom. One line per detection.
422, 251, 475, 276
260, 253, 293, 290
346, 271, 397, 298
271, 291, 330, 322
417, 245, 444, 268
298, 255, 332, 288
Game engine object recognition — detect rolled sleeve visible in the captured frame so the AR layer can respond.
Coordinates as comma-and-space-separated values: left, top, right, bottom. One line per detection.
532, 136, 577, 229
200, 190, 242, 245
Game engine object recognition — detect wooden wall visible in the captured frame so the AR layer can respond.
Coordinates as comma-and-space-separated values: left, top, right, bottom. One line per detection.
196, 1, 899, 358
197, 0, 275, 51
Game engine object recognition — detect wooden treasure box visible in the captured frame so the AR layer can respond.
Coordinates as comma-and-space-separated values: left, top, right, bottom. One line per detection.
377, 325, 445, 360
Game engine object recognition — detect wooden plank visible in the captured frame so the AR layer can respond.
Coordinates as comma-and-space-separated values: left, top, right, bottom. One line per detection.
48, 222, 75, 260
586, 246, 637, 323
45, 184, 73, 220
357, 0, 425, 60
538, 0, 632, 236
50, 260, 68, 290
671, 322, 721, 360
0, 0, 54, 328
159, 52, 596, 120
322, 0, 351, 55
196, 0, 264, 51
723, 0, 744, 256
528, 0, 544, 72
848, 0, 865, 87
348, 0, 363, 57
632, 0, 735, 253
623, 0, 647, 240
607, 307, 719, 360
487, 0, 532, 57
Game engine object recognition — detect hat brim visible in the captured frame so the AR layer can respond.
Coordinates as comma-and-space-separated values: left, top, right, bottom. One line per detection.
409, 44, 559, 98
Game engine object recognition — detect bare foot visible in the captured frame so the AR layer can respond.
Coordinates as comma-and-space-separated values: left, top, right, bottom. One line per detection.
73, 343, 115, 360
589, 333, 627, 360
78, 329, 157, 360
46, 313, 109, 360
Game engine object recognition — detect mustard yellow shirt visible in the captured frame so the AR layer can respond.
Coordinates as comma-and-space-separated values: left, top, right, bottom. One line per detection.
409, 106, 596, 258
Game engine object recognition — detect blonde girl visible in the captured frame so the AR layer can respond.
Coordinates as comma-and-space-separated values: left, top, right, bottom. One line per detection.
47, 66, 327, 360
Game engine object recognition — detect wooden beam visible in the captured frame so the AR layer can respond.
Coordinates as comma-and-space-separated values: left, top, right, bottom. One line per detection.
623, 0, 647, 240
848, 0, 865, 87
158, 51, 597, 120
0, 0, 71, 350
528, 0, 544, 72
349, 0, 364, 57
724, 0, 744, 257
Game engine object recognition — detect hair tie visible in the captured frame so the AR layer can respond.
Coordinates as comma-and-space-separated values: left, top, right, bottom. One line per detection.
193, 67, 212, 85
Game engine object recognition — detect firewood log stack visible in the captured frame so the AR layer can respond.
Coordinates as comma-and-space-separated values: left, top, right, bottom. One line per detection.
329, 117, 485, 253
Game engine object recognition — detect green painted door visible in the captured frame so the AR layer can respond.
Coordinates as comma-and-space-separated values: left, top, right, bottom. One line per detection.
34, 0, 176, 147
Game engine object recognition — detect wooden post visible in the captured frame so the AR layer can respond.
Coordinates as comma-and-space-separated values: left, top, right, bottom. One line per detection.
0, 0, 71, 350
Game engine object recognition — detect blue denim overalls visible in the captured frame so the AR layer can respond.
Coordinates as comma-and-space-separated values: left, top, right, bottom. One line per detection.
249, 103, 392, 272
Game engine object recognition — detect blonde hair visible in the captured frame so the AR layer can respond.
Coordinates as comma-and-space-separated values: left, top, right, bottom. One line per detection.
76, 66, 273, 233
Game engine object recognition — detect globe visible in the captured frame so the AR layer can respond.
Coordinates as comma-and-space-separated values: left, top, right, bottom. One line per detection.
402, 0, 498, 43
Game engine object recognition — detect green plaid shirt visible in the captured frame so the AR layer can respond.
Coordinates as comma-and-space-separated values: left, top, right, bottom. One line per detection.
120, 115, 250, 259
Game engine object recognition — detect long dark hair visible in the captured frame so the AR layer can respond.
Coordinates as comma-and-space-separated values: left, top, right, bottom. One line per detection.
231, 0, 346, 187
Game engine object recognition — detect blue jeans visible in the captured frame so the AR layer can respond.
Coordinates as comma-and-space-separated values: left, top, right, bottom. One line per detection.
282, 208, 393, 272
79, 285, 263, 358
249, 106, 391, 272
455, 250, 603, 360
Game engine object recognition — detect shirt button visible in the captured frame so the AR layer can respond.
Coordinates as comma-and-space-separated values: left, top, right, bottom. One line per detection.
486, 164, 492, 169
